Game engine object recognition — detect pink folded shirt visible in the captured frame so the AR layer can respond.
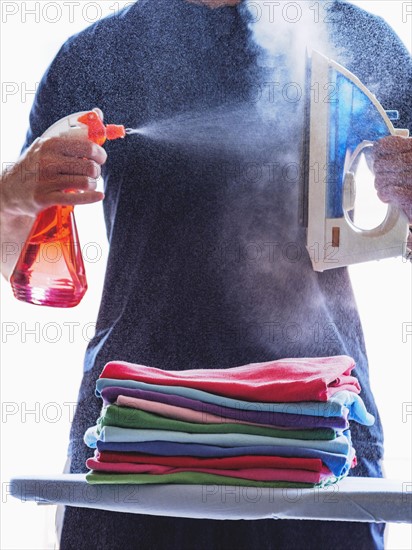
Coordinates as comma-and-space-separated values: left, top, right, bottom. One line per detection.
116, 395, 288, 429
100, 356, 360, 402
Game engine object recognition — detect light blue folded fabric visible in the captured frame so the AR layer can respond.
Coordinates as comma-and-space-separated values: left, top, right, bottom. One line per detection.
85, 425, 351, 456
95, 379, 374, 425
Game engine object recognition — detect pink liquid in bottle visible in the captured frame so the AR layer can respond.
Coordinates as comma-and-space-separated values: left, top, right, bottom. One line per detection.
10, 205, 87, 307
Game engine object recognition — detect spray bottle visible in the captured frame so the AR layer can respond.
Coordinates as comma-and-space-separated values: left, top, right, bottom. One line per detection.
10, 109, 126, 308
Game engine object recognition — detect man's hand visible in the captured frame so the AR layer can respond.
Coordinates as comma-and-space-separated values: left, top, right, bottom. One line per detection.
373, 136, 412, 223
0, 136, 107, 218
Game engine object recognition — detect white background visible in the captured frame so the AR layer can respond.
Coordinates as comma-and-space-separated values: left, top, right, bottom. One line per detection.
1, 1, 411, 548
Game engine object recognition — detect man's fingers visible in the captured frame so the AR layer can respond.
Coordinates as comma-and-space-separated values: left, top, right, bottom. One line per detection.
374, 136, 412, 157
375, 173, 412, 190
373, 136, 412, 223
41, 190, 105, 207
377, 184, 412, 212
373, 156, 412, 173
41, 157, 102, 179
34, 176, 98, 201
376, 193, 412, 222
40, 136, 108, 164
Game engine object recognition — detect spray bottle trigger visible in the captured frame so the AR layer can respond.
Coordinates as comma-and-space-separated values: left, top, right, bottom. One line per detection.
76, 111, 106, 145
76, 112, 126, 144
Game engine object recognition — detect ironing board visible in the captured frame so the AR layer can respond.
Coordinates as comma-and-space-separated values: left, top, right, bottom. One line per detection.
9, 475, 412, 523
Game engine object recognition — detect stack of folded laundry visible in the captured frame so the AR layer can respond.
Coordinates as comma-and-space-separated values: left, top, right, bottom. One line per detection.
84, 355, 375, 488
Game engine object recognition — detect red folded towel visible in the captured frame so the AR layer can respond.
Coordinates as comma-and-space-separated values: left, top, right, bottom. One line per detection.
96, 452, 324, 471
100, 355, 360, 402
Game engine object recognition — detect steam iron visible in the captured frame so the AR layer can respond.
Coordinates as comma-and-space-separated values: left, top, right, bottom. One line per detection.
301, 50, 410, 271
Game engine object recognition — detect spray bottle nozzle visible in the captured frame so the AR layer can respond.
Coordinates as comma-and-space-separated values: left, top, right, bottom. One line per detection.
77, 111, 126, 145
105, 124, 126, 140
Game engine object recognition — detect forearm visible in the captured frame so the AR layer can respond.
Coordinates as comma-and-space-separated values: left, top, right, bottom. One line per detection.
0, 190, 36, 280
